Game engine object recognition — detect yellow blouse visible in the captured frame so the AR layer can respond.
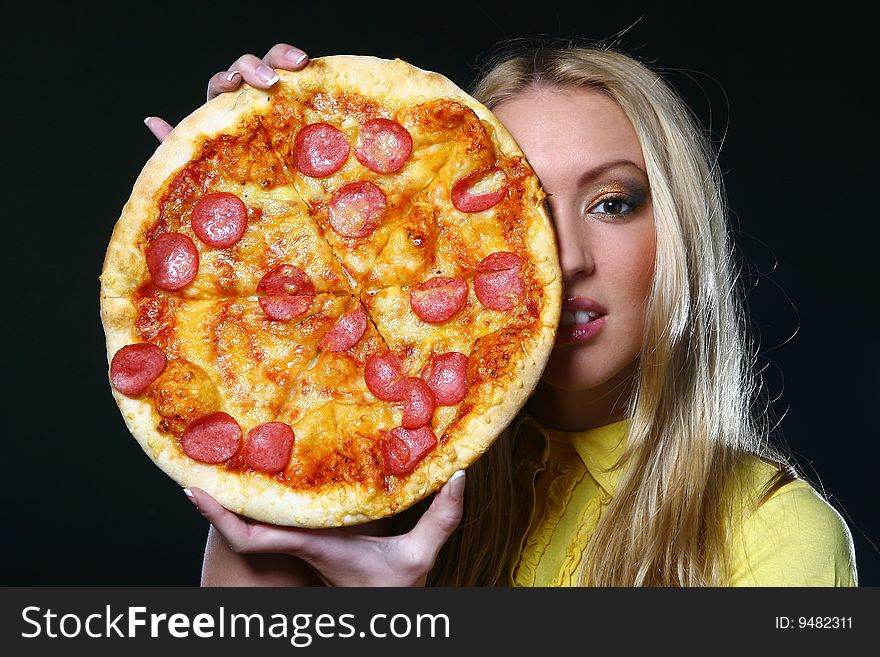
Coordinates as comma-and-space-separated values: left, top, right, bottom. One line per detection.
509, 415, 858, 586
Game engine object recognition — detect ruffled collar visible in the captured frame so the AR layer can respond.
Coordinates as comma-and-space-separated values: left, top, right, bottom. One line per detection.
517, 414, 631, 495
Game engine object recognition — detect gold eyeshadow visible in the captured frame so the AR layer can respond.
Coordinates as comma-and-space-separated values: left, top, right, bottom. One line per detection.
590, 177, 650, 204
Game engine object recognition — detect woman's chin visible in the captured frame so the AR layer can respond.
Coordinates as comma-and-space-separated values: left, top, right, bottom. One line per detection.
539, 360, 611, 392
539, 352, 639, 394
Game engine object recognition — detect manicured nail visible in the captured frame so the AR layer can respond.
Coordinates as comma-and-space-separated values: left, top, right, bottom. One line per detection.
256, 65, 280, 85
449, 470, 466, 501
288, 50, 308, 65
183, 488, 199, 510
143, 116, 153, 126
225, 70, 241, 83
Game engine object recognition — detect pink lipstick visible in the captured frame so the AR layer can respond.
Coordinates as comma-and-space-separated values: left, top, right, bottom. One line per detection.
556, 297, 607, 345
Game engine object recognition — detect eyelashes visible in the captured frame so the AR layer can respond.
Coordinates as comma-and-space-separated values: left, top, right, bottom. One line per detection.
541, 181, 650, 222
588, 193, 637, 216
586, 181, 649, 220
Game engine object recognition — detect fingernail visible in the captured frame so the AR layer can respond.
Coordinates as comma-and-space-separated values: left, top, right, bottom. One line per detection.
143, 116, 153, 126
183, 488, 200, 510
449, 470, 466, 501
225, 70, 241, 83
288, 49, 308, 65
256, 65, 280, 85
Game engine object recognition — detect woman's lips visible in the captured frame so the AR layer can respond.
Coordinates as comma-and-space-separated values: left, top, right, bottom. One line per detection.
556, 297, 607, 345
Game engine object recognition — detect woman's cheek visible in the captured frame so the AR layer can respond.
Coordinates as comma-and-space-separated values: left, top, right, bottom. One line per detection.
629, 225, 657, 307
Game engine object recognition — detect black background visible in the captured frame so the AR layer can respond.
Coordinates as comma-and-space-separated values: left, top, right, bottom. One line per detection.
2, 1, 877, 586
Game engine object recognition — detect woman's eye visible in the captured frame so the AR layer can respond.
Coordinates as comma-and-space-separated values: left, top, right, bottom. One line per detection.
590, 195, 634, 216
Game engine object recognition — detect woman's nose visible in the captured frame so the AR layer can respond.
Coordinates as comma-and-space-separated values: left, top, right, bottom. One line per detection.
551, 210, 595, 281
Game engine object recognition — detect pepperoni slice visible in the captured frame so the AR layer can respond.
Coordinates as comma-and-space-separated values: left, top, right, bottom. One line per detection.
146, 233, 199, 290
421, 352, 469, 406
451, 168, 507, 213
401, 378, 436, 429
191, 192, 248, 248
258, 295, 313, 321
320, 305, 367, 352
364, 352, 408, 401
381, 426, 438, 476
328, 181, 386, 238
257, 265, 316, 321
478, 251, 523, 271
244, 422, 295, 474
410, 277, 468, 323
110, 343, 167, 396
181, 412, 241, 464
474, 252, 525, 311
257, 265, 315, 296
293, 122, 350, 178
355, 118, 413, 174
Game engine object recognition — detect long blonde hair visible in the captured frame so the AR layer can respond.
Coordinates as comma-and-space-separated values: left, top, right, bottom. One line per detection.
425, 45, 797, 586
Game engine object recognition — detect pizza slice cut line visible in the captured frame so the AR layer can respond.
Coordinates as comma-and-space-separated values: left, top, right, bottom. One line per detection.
102, 55, 562, 526
200, 84, 540, 486
259, 88, 486, 294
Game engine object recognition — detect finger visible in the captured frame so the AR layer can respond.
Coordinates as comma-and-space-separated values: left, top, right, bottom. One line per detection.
186, 487, 307, 555
404, 470, 466, 558
144, 116, 173, 142
227, 53, 280, 90
185, 487, 258, 552
206, 69, 243, 101
262, 43, 309, 71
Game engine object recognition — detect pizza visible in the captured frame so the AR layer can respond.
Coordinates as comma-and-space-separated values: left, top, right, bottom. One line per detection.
100, 55, 561, 527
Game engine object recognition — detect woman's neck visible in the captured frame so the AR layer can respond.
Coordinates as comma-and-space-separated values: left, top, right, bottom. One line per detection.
525, 362, 637, 432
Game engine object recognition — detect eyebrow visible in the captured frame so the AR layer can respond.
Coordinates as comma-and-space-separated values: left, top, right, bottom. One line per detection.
578, 159, 648, 185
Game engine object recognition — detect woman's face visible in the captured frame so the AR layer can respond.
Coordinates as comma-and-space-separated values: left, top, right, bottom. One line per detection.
493, 86, 656, 394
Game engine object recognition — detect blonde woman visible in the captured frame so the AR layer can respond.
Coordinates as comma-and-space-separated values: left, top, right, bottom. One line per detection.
147, 42, 858, 587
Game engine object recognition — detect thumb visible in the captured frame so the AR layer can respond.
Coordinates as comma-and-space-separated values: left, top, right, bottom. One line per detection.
407, 470, 466, 553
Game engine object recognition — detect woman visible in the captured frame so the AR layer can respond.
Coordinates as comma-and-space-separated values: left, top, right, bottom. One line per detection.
147, 42, 858, 587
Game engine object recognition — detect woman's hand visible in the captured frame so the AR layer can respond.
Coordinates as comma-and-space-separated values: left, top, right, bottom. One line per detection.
186, 470, 466, 587
144, 43, 310, 142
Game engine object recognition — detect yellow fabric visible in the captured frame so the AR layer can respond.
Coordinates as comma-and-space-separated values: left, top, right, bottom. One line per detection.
509, 415, 858, 587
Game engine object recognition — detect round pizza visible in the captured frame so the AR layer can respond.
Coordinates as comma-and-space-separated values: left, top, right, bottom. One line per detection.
100, 55, 561, 527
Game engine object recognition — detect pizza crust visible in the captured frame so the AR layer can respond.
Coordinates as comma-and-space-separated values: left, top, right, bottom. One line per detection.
101, 55, 561, 527
100, 85, 271, 298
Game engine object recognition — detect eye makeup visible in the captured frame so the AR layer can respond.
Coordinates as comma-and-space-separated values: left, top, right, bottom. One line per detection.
585, 177, 650, 218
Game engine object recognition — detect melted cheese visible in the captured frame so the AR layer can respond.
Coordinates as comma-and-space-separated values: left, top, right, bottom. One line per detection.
128, 86, 547, 494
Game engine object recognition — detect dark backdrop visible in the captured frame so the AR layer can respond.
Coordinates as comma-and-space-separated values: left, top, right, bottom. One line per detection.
2, 2, 877, 585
